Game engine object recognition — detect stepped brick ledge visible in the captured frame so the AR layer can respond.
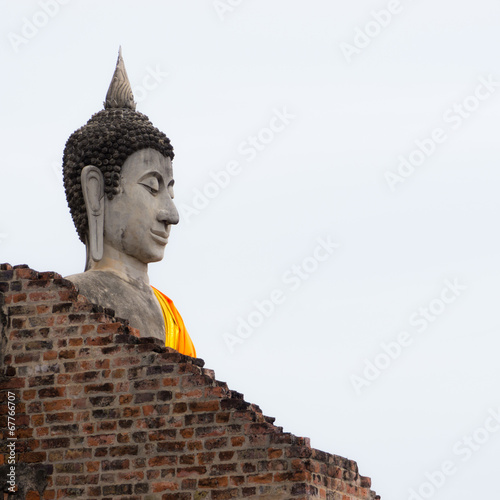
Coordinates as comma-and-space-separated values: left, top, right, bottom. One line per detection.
0, 263, 380, 500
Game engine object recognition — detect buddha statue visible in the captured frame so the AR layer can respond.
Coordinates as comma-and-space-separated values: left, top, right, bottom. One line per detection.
63, 49, 196, 357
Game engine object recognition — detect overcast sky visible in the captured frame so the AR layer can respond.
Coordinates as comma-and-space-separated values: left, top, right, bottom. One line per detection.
2, 1, 500, 498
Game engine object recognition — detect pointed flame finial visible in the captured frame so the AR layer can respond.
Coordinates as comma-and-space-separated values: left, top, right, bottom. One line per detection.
104, 47, 136, 110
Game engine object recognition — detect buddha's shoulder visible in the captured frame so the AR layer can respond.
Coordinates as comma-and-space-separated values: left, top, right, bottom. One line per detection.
66, 270, 124, 290
65, 270, 151, 301
66, 269, 159, 309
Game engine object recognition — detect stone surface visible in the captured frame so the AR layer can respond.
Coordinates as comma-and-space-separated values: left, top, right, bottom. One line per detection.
0, 264, 381, 499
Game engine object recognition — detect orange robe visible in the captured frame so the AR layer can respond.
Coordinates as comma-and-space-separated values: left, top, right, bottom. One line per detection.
151, 286, 196, 358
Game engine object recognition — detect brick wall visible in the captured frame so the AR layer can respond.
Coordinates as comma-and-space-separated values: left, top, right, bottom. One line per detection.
0, 264, 380, 500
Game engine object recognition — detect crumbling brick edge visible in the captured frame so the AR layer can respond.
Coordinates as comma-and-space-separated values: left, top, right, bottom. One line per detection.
0, 263, 381, 500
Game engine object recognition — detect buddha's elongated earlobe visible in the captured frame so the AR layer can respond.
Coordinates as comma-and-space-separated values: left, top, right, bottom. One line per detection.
81, 166, 105, 262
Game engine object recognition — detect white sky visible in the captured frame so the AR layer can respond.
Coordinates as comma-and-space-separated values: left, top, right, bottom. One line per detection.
2, 1, 500, 498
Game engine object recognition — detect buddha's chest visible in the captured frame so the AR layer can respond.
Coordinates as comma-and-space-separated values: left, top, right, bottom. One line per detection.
67, 272, 166, 342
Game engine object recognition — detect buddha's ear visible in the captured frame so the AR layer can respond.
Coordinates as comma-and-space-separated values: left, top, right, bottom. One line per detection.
81, 166, 104, 262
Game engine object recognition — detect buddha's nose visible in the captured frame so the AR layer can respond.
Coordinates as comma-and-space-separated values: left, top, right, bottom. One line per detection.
157, 199, 179, 225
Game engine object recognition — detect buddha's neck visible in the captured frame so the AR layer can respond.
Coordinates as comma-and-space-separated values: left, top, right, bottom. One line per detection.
86, 243, 150, 287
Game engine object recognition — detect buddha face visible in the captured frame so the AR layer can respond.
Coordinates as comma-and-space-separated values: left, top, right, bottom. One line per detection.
103, 148, 179, 264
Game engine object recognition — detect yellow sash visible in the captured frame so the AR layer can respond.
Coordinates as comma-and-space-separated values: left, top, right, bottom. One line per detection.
151, 286, 197, 358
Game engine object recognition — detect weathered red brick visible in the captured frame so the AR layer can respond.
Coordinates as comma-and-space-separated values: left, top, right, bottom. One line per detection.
38, 387, 66, 399
41, 437, 70, 449
28, 291, 58, 302
87, 434, 116, 447
96, 322, 123, 334
198, 476, 229, 488
211, 489, 239, 499
84, 382, 114, 393
152, 481, 178, 492
18, 451, 46, 463
189, 400, 219, 413
148, 455, 177, 467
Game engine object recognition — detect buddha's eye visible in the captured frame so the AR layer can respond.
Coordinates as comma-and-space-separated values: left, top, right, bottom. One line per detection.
140, 177, 160, 195
167, 181, 175, 199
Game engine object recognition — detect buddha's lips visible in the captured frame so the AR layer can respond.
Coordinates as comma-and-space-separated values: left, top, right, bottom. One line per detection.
150, 229, 169, 245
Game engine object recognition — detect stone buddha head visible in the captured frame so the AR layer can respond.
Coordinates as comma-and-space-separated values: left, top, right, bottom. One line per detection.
61, 49, 195, 352
62, 49, 179, 277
